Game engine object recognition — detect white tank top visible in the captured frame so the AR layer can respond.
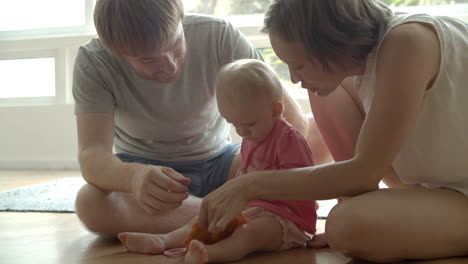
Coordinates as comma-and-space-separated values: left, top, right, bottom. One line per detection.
355, 14, 468, 196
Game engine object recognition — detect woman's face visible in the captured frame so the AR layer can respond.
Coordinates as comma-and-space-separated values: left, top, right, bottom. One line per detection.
269, 33, 350, 97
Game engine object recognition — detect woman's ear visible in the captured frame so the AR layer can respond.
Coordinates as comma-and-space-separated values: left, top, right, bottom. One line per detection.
272, 101, 284, 120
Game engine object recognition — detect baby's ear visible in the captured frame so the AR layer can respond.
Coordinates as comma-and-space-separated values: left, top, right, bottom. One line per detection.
272, 101, 283, 120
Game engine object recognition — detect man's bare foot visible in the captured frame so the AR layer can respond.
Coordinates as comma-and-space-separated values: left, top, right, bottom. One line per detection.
185, 240, 209, 264
306, 233, 328, 248
118, 232, 167, 254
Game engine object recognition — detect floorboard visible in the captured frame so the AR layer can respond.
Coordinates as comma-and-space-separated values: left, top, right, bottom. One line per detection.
0, 169, 466, 264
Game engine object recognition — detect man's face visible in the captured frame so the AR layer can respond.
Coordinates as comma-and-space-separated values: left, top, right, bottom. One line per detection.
123, 23, 186, 82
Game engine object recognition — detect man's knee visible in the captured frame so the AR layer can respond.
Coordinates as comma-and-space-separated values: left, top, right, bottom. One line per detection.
75, 184, 111, 234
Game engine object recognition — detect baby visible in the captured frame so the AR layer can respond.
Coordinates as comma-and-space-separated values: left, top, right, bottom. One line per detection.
118, 59, 317, 264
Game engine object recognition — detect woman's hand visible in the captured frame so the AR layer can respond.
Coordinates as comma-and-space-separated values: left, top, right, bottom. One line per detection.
198, 173, 257, 233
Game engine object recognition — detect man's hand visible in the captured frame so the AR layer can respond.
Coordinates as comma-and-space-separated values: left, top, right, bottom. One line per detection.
131, 164, 191, 215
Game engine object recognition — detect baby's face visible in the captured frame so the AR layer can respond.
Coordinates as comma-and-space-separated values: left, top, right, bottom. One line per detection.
219, 98, 276, 143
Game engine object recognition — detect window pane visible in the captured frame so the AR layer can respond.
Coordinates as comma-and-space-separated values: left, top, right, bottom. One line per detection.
0, 0, 85, 31
259, 48, 308, 99
183, 0, 468, 17
185, 0, 468, 15
383, 0, 468, 7
0, 58, 55, 98
184, 0, 271, 16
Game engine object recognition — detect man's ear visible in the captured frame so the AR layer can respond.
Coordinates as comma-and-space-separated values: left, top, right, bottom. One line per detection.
272, 101, 284, 120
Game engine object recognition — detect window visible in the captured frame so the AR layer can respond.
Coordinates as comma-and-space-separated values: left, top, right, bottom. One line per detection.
0, 1, 94, 105
259, 48, 307, 99
0, 0, 467, 105
183, 0, 468, 99
183, 0, 271, 16
384, 0, 468, 7
0, 1, 86, 31
0, 57, 55, 100
386, 0, 468, 21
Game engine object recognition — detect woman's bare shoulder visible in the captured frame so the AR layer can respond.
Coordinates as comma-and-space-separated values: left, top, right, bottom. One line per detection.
381, 21, 439, 59
377, 21, 440, 87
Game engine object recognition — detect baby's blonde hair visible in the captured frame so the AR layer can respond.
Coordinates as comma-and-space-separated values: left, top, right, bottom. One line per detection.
216, 59, 283, 105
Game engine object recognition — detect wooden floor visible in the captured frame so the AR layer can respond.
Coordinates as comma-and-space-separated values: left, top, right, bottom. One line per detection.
0, 169, 467, 264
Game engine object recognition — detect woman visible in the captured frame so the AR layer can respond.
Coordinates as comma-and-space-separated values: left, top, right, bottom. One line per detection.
198, 0, 468, 262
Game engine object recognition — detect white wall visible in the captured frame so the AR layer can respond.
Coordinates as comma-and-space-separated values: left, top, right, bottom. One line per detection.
0, 99, 310, 169
0, 104, 78, 168
0, 35, 88, 169
2, 4, 465, 169
0, 34, 313, 169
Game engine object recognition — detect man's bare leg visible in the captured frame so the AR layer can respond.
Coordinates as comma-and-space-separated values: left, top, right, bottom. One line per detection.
75, 151, 243, 237
75, 184, 201, 236
326, 188, 468, 263
185, 216, 282, 264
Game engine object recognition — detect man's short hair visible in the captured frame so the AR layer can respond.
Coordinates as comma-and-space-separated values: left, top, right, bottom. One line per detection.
94, 0, 184, 57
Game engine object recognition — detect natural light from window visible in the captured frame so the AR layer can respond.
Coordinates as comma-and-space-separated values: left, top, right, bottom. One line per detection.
0, 0, 85, 31
0, 58, 55, 98
0, 0, 467, 102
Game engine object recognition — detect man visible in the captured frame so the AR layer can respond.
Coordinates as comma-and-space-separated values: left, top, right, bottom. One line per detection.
73, 0, 309, 236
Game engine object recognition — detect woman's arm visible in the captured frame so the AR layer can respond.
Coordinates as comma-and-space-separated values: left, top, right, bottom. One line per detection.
200, 22, 440, 232
253, 22, 440, 200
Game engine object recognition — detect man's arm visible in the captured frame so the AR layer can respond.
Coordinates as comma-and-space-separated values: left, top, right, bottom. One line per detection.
76, 112, 135, 192
76, 112, 191, 214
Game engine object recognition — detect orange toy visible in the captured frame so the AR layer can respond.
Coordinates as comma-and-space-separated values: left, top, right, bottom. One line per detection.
183, 215, 246, 247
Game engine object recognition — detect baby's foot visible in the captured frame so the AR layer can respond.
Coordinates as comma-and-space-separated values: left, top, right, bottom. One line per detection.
118, 232, 167, 254
185, 240, 209, 264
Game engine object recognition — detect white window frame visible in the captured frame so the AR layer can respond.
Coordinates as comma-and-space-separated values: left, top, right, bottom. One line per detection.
0, 2, 467, 106
0, 0, 95, 40
0, 0, 95, 106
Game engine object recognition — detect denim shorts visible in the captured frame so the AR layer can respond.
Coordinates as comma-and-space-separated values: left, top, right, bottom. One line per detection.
115, 144, 240, 197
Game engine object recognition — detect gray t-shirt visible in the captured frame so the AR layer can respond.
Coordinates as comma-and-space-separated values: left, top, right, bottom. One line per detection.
73, 14, 263, 161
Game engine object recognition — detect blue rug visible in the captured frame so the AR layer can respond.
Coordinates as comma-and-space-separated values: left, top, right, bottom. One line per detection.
0, 177, 337, 218
0, 177, 86, 213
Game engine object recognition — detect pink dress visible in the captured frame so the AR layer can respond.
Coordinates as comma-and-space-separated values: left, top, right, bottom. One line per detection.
238, 118, 317, 234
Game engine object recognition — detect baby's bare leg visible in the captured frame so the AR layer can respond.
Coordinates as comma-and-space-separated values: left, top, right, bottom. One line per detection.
185, 216, 282, 264
118, 217, 196, 254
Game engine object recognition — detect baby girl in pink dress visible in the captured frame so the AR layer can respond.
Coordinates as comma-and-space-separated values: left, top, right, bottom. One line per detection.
118, 59, 317, 264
